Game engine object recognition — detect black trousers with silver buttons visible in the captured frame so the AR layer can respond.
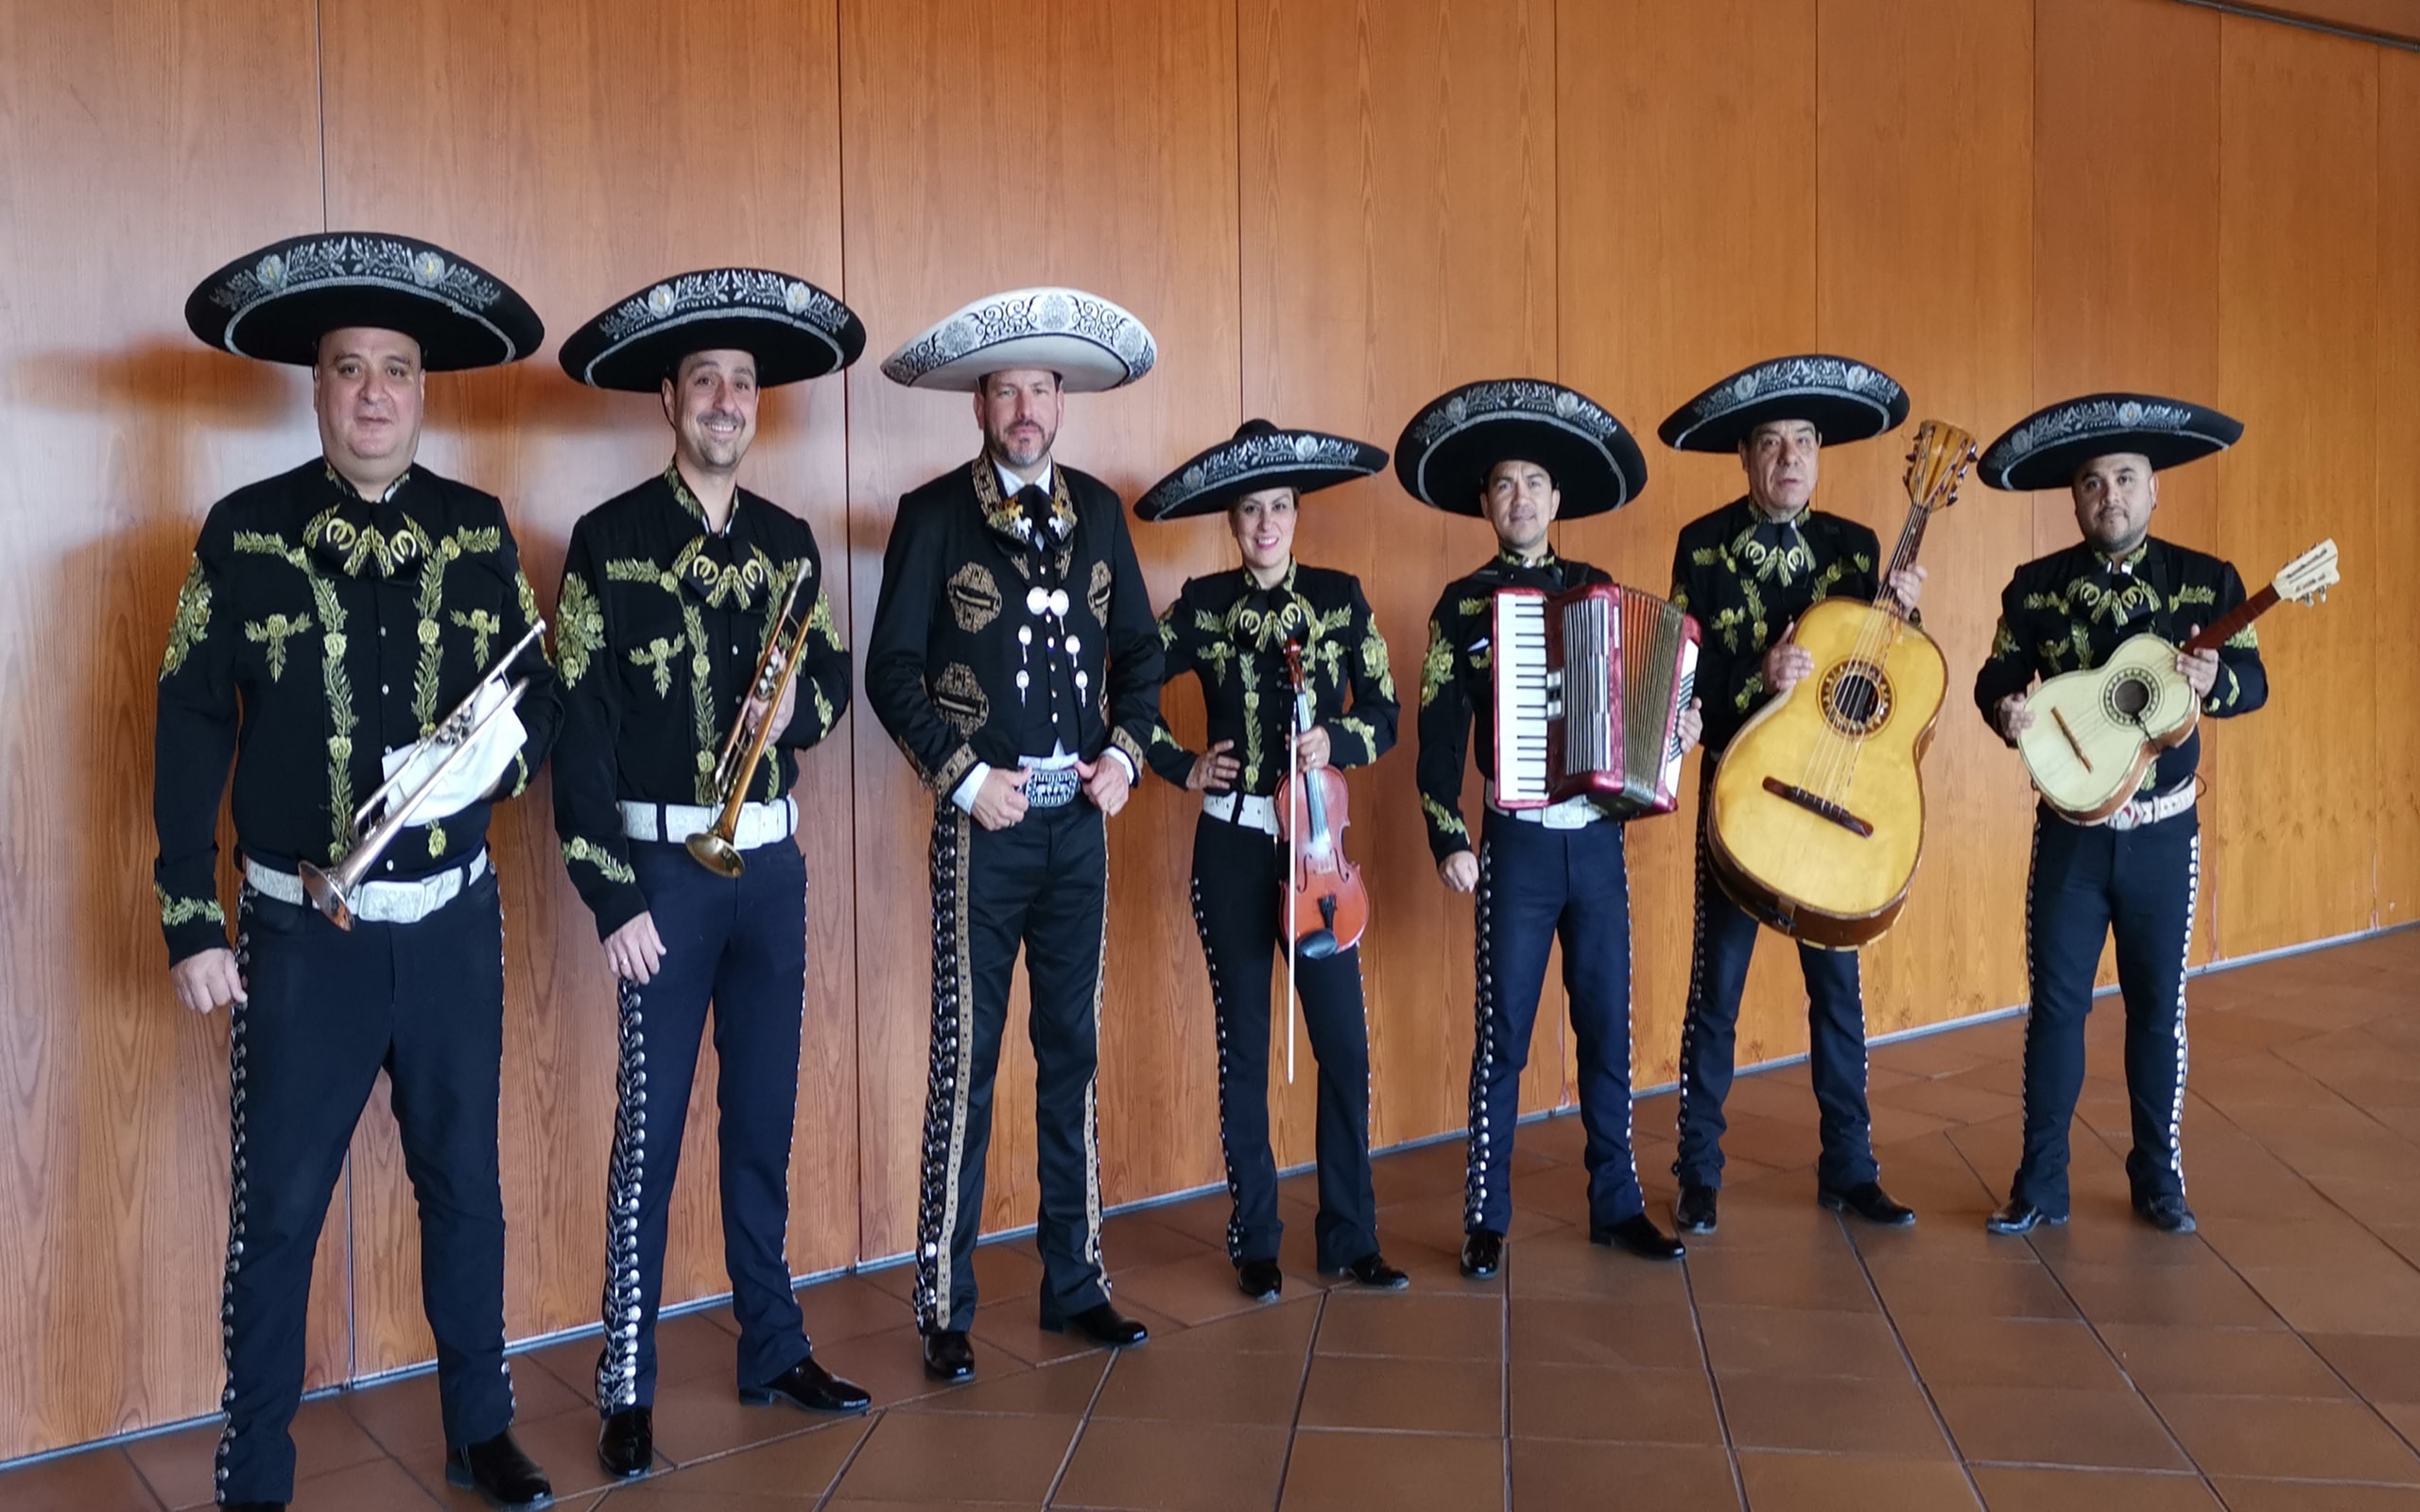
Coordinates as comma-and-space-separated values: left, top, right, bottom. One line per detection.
216, 872, 514, 1506
594, 839, 814, 1414
1188, 810, 1378, 1274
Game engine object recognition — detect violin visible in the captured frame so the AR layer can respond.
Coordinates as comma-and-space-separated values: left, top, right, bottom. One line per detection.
1276, 640, 1370, 965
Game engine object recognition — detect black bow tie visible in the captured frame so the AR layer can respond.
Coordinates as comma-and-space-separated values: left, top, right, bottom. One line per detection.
1016, 483, 1053, 538
1751, 516, 1804, 552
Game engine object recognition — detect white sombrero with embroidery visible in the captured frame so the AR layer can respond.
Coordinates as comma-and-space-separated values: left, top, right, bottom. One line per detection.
880, 286, 1156, 393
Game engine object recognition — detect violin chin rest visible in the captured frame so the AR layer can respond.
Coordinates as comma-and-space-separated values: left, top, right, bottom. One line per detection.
1298, 930, 1340, 961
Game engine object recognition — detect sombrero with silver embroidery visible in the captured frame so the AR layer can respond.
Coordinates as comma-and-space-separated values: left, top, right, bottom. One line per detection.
558, 266, 866, 390
184, 232, 542, 370
1135, 419, 1388, 523
1657, 353, 1910, 453
880, 286, 1155, 392
1393, 378, 1648, 520
1979, 393, 2243, 492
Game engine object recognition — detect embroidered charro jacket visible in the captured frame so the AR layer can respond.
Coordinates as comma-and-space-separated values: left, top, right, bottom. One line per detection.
1670, 497, 1886, 757
152, 459, 562, 964
550, 466, 852, 936
1146, 563, 1398, 796
866, 457, 1163, 798
1415, 548, 1614, 861
1974, 537, 2268, 798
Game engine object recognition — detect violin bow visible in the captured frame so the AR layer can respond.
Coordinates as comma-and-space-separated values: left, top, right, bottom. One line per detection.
1282, 642, 1301, 1087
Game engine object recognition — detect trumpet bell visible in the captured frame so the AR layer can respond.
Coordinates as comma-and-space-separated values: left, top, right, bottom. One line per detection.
299, 862, 356, 931
685, 831, 747, 878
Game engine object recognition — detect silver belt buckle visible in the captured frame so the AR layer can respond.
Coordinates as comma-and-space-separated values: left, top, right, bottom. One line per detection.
1023, 764, 1080, 810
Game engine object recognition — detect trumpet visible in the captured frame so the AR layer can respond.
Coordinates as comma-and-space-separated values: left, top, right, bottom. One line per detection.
688, 575, 813, 877
300, 620, 544, 929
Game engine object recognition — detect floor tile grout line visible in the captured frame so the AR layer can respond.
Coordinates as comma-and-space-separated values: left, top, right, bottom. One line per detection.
1498, 1258, 1511, 1512
115, 1444, 172, 1512
1943, 1123, 2223, 1500
2127, 1061, 2420, 1467
1677, 1241, 1751, 1511
1834, 1205, 1990, 1508
1268, 1288, 1329, 1512
1038, 1351, 1118, 1510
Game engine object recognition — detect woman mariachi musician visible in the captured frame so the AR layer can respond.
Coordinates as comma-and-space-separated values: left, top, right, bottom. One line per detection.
1137, 419, 1409, 1300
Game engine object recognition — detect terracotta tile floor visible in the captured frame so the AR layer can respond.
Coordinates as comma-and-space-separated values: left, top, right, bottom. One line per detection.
14, 927, 2420, 1511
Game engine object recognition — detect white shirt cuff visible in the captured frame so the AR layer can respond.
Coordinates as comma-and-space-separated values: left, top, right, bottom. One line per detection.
1105, 746, 1139, 785
950, 762, 992, 814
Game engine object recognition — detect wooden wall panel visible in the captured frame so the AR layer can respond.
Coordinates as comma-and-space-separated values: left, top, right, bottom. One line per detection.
1556, 0, 1819, 1093
2213, 0, 2420, 42
1814, 0, 2036, 1033
1237, 0, 1560, 1163
0, 0, 328, 1461
838, 0, 1242, 1260
2032, 0, 2223, 972
316, 0, 857, 1370
2377, 48, 2420, 924
2215, 16, 2379, 956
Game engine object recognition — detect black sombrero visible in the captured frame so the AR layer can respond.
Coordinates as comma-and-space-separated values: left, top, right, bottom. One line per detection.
1979, 393, 2244, 492
880, 286, 1155, 393
1393, 379, 1648, 520
184, 232, 542, 370
1135, 420, 1388, 523
1658, 353, 1909, 453
558, 267, 865, 390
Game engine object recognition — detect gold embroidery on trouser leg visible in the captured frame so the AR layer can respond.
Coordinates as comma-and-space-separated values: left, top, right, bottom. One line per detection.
916, 809, 981, 1332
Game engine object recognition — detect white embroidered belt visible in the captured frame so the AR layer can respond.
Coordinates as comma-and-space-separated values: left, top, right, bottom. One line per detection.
620, 797, 797, 849
2102, 782, 2196, 833
243, 850, 490, 925
1485, 782, 1605, 830
1202, 790, 1279, 835
1019, 759, 1082, 810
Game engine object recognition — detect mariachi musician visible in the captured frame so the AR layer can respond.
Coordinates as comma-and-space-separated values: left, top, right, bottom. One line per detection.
1402, 379, 1701, 1280
156, 232, 560, 1511
1659, 355, 1924, 1236
867, 287, 1165, 1383
1974, 394, 2265, 1237
1136, 419, 1409, 1300
552, 268, 869, 1479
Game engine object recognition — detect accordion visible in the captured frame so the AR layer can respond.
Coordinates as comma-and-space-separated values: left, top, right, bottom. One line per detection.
1491, 584, 1701, 816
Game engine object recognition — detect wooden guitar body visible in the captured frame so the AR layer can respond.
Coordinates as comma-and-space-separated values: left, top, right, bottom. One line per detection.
1706, 596, 1947, 949
2016, 633, 2196, 822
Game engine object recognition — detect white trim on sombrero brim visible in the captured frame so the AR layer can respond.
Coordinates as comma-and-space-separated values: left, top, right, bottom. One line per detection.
880, 286, 1156, 393
1980, 396, 2238, 490
1137, 429, 1383, 520
1399, 378, 1644, 513
575, 271, 857, 385
1661, 354, 1906, 451
207, 235, 527, 363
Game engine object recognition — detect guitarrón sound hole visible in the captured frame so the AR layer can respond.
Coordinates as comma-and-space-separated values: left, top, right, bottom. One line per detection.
1820, 661, 1893, 735
2110, 675, 2152, 719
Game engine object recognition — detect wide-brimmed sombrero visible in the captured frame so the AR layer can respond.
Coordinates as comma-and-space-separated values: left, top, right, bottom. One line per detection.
557, 267, 864, 390
184, 232, 542, 370
1979, 393, 2243, 491
1393, 378, 1648, 519
1135, 419, 1387, 523
879, 286, 1155, 392
1657, 353, 1909, 453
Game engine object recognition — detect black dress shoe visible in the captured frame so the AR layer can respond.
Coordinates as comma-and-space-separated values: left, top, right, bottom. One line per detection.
1041, 1300, 1149, 1346
742, 1352, 871, 1414
1236, 1258, 1284, 1300
1985, 1199, 2067, 1235
1674, 1184, 1720, 1235
1819, 1181, 1917, 1227
2136, 1194, 2199, 1234
1590, 1213, 1686, 1261
596, 1405, 653, 1479
1340, 1252, 1410, 1290
1460, 1229, 1504, 1279
923, 1329, 976, 1382
445, 1427, 553, 1509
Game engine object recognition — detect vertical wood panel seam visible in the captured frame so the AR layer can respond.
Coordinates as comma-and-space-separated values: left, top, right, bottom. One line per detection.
831, 0, 867, 1271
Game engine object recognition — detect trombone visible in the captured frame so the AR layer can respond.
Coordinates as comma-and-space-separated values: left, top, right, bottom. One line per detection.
687, 574, 813, 878
299, 620, 544, 930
